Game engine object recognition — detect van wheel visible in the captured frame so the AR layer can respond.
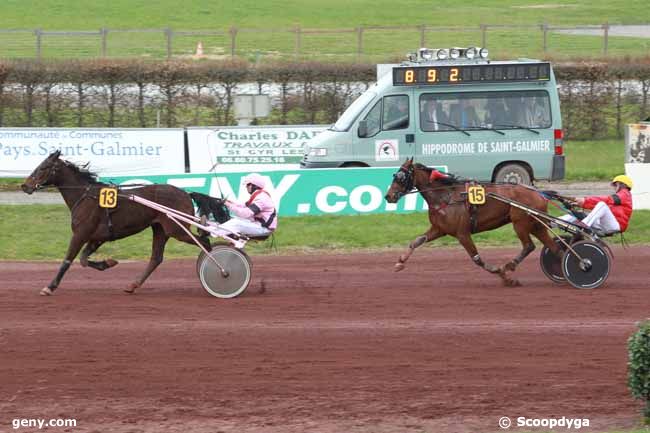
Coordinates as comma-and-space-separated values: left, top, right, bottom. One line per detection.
494, 163, 531, 185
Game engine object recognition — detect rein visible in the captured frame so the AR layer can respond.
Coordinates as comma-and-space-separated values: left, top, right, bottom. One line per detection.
69, 185, 94, 213
33, 183, 150, 192
393, 166, 537, 213
399, 168, 523, 196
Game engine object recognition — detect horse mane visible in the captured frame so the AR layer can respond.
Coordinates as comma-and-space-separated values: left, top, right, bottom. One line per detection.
62, 159, 101, 184
413, 163, 431, 171
413, 163, 462, 185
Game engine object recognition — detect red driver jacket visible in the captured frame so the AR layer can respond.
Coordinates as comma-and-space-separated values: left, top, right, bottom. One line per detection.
582, 188, 633, 232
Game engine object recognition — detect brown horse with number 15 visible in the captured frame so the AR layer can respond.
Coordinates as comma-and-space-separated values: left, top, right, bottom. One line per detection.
384, 158, 561, 286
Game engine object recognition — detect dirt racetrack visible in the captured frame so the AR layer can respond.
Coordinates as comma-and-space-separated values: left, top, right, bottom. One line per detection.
1, 247, 649, 433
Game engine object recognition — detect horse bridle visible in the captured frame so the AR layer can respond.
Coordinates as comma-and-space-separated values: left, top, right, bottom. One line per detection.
392, 165, 415, 200
392, 165, 464, 199
32, 158, 62, 191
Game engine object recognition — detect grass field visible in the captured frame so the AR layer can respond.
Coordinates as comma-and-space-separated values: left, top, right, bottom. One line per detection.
1, 204, 648, 260
0, 0, 649, 60
0, 2, 642, 261
565, 139, 626, 181
2, 0, 647, 29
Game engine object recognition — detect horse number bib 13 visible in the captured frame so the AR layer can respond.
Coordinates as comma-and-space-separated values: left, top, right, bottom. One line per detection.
99, 187, 118, 208
467, 185, 486, 205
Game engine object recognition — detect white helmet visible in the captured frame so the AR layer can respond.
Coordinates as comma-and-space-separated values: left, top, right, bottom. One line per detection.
242, 173, 266, 189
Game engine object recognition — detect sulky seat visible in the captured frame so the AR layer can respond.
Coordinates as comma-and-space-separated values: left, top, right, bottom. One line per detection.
593, 229, 621, 238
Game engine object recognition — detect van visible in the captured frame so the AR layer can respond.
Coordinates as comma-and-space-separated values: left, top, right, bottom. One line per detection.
301, 47, 564, 184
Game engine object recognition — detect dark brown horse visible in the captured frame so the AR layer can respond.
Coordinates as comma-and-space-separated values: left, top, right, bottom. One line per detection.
21, 151, 211, 295
384, 158, 561, 286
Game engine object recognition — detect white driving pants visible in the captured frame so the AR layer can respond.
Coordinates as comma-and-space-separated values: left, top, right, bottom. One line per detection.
217, 217, 272, 238
560, 201, 620, 232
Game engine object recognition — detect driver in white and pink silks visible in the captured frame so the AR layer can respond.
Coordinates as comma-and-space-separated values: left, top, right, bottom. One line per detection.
220, 173, 277, 238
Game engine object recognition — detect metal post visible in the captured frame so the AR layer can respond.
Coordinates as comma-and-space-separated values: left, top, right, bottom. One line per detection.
603, 22, 609, 56
542, 23, 548, 54
35, 28, 42, 60
356, 26, 363, 62
295, 26, 301, 59
164, 27, 173, 59
419, 25, 426, 48
230, 26, 238, 58
481, 24, 487, 48
101, 28, 108, 57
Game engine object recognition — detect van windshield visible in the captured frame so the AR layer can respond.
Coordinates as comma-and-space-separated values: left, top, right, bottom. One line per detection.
331, 91, 377, 132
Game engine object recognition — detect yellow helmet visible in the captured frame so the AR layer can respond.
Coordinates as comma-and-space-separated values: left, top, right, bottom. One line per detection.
611, 174, 633, 190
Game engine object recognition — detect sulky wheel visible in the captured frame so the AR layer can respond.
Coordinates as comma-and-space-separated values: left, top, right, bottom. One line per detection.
561, 240, 611, 289
196, 242, 252, 278
196, 250, 207, 278
198, 245, 252, 298
540, 236, 570, 284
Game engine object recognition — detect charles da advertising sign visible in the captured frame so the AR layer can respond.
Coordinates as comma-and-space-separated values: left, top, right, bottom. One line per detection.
187, 126, 326, 173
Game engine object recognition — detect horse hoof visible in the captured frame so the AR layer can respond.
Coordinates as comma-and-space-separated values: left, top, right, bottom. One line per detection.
504, 279, 521, 287
106, 258, 119, 268
124, 283, 138, 294
40, 287, 53, 296
394, 262, 405, 272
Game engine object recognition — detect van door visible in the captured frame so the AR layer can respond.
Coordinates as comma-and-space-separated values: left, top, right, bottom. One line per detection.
354, 91, 415, 166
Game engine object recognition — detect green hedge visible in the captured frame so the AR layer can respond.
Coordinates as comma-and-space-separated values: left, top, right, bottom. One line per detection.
628, 319, 650, 425
0, 57, 649, 139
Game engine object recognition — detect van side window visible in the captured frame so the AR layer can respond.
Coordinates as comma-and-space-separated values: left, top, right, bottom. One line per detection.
382, 95, 409, 131
420, 96, 451, 132
419, 90, 552, 131
449, 99, 481, 128
498, 92, 552, 128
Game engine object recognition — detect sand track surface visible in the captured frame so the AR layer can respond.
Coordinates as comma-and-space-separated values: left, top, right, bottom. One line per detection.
1, 247, 648, 432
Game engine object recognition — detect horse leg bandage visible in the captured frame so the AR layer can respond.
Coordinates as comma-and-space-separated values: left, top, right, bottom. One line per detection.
49, 259, 72, 289
410, 235, 427, 249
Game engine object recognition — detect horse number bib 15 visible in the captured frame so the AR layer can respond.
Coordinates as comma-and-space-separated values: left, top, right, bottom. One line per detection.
99, 187, 118, 208
467, 185, 486, 205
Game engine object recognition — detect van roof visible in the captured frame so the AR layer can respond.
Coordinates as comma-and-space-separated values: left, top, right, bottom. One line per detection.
396, 58, 545, 68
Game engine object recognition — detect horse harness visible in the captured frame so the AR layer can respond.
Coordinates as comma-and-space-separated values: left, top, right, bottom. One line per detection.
69, 184, 117, 241
462, 180, 481, 234
394, 165, 483, 233
428, 183, 481, 233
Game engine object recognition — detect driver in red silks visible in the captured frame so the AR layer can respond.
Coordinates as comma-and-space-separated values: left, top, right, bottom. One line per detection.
560, 174, 633, 233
